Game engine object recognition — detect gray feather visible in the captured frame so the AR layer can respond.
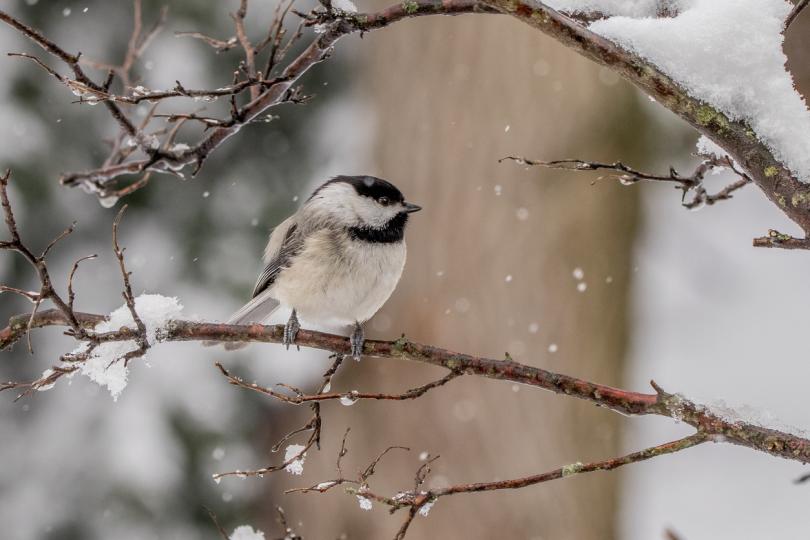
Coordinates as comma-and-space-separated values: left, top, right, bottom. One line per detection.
252, 222, 303, 298
227, 289, 280, 325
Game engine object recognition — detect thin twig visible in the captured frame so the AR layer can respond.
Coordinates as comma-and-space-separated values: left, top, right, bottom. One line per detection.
393, 507, 419, 540
7, 52, 64, 82
233, 0, 259, 99
216, 362, 461, 404
67, 255, 98, 312
0, 170, 85, 344
203, 506, 231, 540
432, 434, 705, 497
500, 155, 752, 210
175, 31, 238, 52
111, 205, 148, 364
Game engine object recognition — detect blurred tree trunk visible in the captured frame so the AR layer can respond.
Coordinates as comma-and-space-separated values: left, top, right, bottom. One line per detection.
278, 12, 646, 540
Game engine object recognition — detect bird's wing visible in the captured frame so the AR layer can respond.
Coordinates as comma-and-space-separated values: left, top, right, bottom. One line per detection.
251, 216, 303, 298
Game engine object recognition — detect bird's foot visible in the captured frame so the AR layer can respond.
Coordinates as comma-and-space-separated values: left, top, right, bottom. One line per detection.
283, 309, 300, 351
349, 322, 364, 361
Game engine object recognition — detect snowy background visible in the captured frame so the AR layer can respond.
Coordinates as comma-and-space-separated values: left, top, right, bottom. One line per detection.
1, 0, 810, 539
623, 137, 810, 539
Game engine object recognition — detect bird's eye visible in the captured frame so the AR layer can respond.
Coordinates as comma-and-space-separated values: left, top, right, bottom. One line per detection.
378, 196, 390, 206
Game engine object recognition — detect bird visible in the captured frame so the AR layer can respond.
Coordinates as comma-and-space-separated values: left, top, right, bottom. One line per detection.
222, 175, 421, 359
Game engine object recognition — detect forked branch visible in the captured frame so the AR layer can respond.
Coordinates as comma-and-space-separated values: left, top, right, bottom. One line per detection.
0, 171, 147, 398
288, 431, 705, 538
501, 153, 753, 210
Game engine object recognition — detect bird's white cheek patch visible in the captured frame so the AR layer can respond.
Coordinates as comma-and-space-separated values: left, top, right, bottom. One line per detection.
352, 198, 400, 228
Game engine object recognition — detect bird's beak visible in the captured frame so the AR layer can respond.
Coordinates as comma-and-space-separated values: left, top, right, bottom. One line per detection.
403, 202, 422, 213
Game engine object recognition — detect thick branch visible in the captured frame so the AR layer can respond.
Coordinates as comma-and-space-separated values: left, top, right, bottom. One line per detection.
482, 0, 810, 240
786, 0, 809, 30
0, 310, 103, 347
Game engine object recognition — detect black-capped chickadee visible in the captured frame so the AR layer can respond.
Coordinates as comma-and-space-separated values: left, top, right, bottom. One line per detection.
224, 175, 421, 358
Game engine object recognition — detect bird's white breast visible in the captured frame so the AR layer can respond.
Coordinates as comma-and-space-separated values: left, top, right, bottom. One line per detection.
270, 229, 406, 326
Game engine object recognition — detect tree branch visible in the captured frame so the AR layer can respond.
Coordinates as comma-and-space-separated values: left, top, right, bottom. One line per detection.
0, 170, 86, 347
289, 427, 705, 538
4, 310, 810, 466
482, 0, 810, 246
233, 0, 259, 100
786, 0, 809, 30
752, 230, 810, 249
3, 1, 810, 248
432, 433, 706, 496
111, 205, 148, 365
216, 361, 462, 404
0, 9, 139, 139
0, 0, 494, 196
501, 154, 753, 210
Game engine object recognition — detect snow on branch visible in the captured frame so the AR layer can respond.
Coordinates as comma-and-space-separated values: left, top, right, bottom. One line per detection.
0, 172, 169, 399
206, 505, 299, 540
2, 0, 810, 248
589, 1, 810, 182
485, 0, 810, 248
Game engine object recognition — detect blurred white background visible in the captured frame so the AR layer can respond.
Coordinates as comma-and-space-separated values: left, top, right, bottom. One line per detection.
1, 1, 810, 539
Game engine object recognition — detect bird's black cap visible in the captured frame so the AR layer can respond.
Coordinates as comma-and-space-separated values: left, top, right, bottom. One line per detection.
310, 175, 405, 203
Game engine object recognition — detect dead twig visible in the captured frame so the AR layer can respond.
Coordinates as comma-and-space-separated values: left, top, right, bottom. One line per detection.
216, 361, 461, 404
0, 170, 86, 349
175, 31, 238, 52
500, 154, 753, 210
111, 205, 148, 365
204, 507, 231, 540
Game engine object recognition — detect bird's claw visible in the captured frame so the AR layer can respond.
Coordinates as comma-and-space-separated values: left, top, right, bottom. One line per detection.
349, 322, 364, 361
283, 310, 300, 351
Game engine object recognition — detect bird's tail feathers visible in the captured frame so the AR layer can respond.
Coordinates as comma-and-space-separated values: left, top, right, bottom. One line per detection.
203, 290, 281, 350
226, 290, 281, 325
